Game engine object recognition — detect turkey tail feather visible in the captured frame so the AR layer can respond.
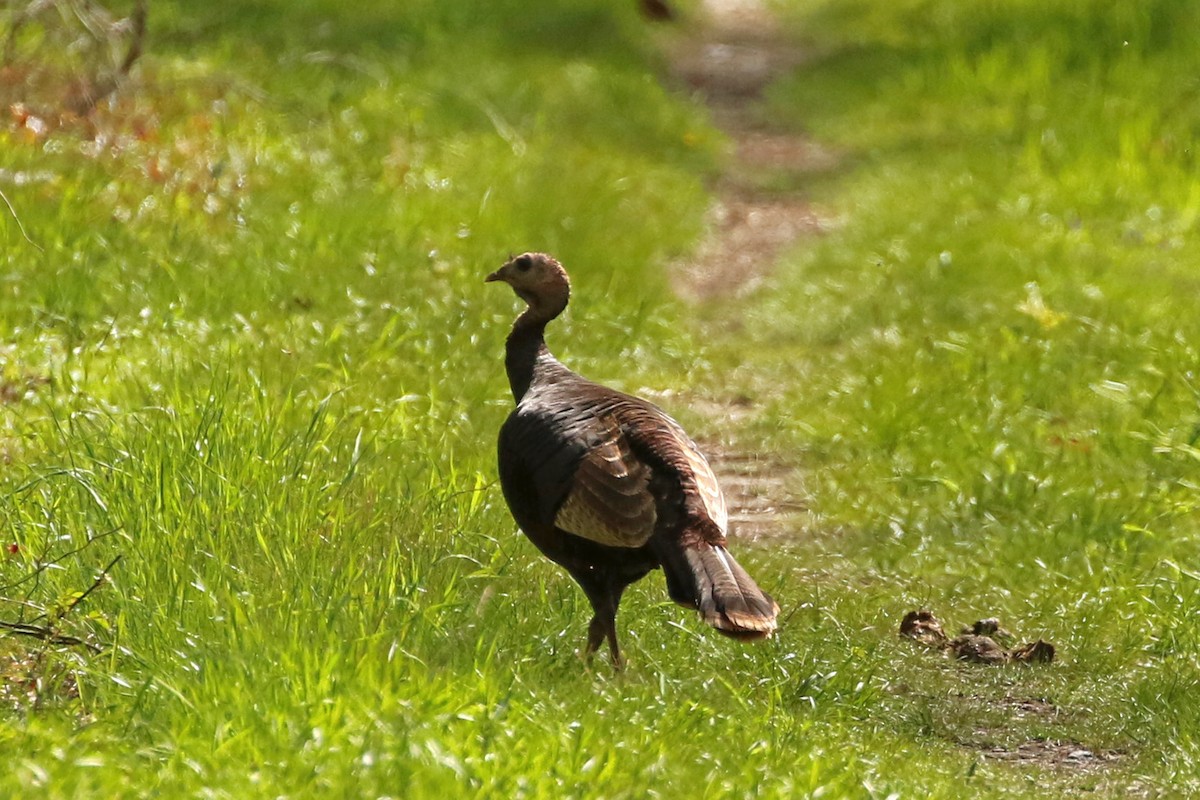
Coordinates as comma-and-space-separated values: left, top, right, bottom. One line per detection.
682, 545, 778, 639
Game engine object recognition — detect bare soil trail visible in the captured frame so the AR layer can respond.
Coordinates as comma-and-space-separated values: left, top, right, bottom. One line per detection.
666, 0, 836, 303
655, 8, 1139, 783
659, 0, 833, 541
658, 12, 1136, 783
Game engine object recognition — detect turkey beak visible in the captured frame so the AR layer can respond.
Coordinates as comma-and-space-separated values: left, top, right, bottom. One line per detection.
485, 268, 505, 284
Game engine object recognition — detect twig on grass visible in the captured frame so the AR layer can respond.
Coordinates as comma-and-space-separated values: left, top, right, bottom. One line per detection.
0, 621, 102, 653
0, 186, 42, 251
67, 0, 148, 115
60, 554, 123, 619
0, 524, 124, 595
0, 555, 121, 653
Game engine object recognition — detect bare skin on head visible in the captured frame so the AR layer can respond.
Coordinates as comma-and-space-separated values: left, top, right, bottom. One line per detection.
485, 252, 571, 327
488, 252, 778, 668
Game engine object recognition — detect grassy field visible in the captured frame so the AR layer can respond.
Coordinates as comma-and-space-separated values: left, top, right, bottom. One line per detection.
2, 0, 1199, 796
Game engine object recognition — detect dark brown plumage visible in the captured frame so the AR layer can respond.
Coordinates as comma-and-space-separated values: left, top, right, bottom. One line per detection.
487, 252, 779, 667
638, 0, 674, 22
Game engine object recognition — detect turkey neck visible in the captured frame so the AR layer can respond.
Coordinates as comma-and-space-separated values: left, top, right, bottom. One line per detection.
504, 307, 563, 403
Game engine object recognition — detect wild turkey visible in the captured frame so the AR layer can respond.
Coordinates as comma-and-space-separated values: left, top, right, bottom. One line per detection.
487, 252, 778, 666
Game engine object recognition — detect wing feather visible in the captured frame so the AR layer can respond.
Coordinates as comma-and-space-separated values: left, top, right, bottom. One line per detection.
499, 375, 728, 549
553, 416, 657, 547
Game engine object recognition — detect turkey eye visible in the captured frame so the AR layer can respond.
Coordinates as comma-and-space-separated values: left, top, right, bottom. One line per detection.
516, 257, 532, 272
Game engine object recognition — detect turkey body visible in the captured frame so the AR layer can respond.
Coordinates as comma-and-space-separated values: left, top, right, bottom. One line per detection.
488, 252, 778, 666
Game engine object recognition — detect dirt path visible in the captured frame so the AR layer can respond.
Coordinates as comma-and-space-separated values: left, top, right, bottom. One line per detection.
666, 0, 835, 303
660, 0, 832, 541
658, 11, 1135, 783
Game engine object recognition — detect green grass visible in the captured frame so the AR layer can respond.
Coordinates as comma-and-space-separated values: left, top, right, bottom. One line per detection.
737, 0, 1200, 790
2, 0, 1200, 796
